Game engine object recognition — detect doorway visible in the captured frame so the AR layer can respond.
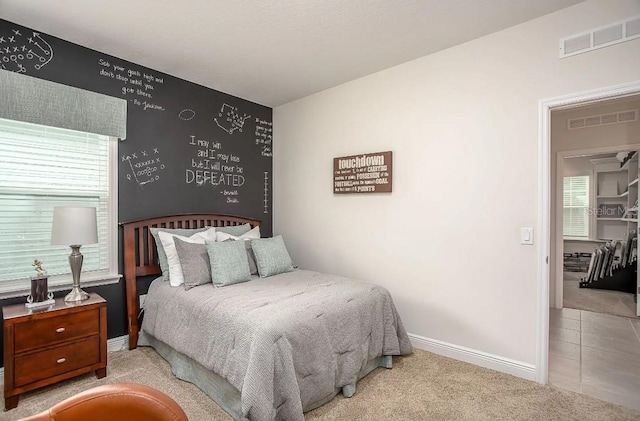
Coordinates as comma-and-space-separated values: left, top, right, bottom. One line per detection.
538, 82, 640, 411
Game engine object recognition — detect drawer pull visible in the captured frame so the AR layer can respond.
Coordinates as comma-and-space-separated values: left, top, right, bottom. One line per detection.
57, 358, 66, 364
56, 327, 66, 333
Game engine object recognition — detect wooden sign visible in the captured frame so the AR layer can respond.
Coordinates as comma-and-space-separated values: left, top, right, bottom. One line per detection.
333, 151, 392, 194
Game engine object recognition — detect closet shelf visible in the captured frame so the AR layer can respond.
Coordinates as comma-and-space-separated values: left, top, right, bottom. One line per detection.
597, 194, 626, 199
620, 152, 639, 170
591, 153, 637, 244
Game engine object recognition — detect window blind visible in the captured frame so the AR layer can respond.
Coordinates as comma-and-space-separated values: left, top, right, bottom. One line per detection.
563, 175, 590, 238
0, 118, 110, 282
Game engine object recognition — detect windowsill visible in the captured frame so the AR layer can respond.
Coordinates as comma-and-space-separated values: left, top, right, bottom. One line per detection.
563, 237, 607, 243
0, 273, 122, 300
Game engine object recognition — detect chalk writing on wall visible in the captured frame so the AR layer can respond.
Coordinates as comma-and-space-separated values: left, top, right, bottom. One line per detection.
0, 29, 53, 73
98, 58, 165, 112
186, 135, 246, 204
121, 147, 166, 187
214, 103, 250, 134
254, 118, 273, 157
0, 18, 273, 234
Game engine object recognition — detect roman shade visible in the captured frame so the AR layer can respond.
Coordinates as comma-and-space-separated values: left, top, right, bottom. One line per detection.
0, 69, 126, 139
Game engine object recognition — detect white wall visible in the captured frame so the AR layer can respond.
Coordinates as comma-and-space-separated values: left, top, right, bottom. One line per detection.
273, 0, 640, 369
563, 156, 595, 177
552, 100, 640, 154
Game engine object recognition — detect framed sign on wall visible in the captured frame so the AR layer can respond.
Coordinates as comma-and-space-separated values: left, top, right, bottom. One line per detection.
333, 151, 392, 194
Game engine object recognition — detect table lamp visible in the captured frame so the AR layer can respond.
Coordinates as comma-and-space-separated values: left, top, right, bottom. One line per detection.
51, 206, 98, 302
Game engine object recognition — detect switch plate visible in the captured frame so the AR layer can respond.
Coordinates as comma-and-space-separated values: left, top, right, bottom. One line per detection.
521, 228, 534, 245
139, 294, 147, 308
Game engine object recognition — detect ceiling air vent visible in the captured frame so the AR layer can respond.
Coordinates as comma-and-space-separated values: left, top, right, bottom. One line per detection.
627, 16, 640, 37
618, 110, 638, 122
568, 119, 585, 129
593, 23, 623, 47
567, 109, 638, 130
560, 14, 640, 58
600, 113, 617, 125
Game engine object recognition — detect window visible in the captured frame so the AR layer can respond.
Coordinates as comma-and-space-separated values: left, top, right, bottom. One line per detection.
0, 118, 118, 296
563, 175, 590, 238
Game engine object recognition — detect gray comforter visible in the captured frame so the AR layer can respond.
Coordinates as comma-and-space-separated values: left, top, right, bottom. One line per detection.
142, 269, 412, 420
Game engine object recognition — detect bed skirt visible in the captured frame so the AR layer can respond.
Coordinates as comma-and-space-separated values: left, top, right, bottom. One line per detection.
138, 330, 393, 420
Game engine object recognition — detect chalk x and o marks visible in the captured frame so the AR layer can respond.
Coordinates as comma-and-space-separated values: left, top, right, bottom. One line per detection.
214, 103, 250, 134
0, 28, 53, 73
121, 147, 166, 187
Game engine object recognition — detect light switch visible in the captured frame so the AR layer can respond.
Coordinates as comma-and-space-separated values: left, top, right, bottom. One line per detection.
521, 228, 534, 245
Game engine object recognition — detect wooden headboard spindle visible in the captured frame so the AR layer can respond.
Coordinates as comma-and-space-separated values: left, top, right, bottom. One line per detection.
121, 214, 261, 349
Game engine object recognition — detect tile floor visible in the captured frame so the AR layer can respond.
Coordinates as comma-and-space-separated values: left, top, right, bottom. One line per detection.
549, 307, 640, 412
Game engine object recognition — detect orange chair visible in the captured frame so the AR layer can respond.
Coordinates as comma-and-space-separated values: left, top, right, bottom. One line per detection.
18, 383, 188, 421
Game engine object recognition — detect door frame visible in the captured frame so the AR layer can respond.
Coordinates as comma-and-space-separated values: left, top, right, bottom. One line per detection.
536, 80, 640, 384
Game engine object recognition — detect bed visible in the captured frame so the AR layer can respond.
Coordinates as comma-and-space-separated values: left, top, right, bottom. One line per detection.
122, 214, 412, 420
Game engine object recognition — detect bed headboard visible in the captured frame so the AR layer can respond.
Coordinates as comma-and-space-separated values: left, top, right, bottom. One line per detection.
121, 214, 261, 349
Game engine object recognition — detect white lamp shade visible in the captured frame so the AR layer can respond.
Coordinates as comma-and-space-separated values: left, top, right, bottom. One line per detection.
51, 206, 98, 246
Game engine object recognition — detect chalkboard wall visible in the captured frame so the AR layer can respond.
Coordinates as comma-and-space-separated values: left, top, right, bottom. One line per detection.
0, 18, 273, 358
0, 18, 273, 234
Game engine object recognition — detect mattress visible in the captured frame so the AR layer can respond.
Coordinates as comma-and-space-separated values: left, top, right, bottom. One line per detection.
141, 269, 412, 420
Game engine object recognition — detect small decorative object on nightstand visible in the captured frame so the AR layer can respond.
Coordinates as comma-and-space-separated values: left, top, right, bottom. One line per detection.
26, 259, 54, 309
3, 293, 107, 410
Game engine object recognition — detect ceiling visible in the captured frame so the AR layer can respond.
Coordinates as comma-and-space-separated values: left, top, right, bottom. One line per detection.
1, 0, 585, 107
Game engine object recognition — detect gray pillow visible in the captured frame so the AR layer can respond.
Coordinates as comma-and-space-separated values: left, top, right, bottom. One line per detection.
174, 238, 211, 290
251, 236, 294, 278
223, 239, 258, 275
150, 227, 209, 281
216, 223, 252, 236
206, 240, 251, 287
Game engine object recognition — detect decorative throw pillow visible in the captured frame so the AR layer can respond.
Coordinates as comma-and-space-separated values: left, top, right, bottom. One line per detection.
206, 240, 251, 287
216, 226, 261, 275
150, 226, 210, 281
158, 228, 216, 287
174, 238, 211, 290
215, 223, 252, 236
251, 235, 294, 278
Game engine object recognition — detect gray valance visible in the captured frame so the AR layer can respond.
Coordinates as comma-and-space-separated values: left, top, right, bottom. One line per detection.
0, 70, 127, 139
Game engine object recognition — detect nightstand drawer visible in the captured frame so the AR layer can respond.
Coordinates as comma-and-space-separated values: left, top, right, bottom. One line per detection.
14, 309, 99, 353
14, 336, 100, 387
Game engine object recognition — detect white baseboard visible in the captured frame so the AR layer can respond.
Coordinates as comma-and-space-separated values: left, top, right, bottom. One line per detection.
408, 333, 536, 382
0, 333, 536, 386
0, 335, 129, 386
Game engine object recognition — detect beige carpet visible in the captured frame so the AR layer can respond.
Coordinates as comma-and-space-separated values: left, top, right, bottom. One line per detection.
563, 272, 638, 319
3, 347, 640, 421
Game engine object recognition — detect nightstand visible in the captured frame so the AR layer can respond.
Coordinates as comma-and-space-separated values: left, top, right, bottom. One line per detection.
3, 293, 107, 410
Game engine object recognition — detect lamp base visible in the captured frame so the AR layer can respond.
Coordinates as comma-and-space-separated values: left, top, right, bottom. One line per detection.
65, 245, 90, 302
64, 285, 90, 302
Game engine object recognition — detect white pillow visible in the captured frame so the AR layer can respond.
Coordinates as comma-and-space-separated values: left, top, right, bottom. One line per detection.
215, 225, 260, 242
158, 227, 216, 286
